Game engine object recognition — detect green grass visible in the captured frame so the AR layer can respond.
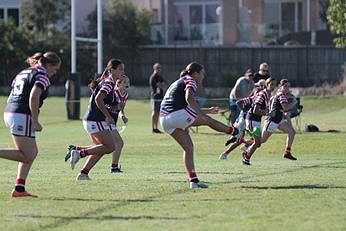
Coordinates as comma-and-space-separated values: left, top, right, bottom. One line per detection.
0, 96, 345, 231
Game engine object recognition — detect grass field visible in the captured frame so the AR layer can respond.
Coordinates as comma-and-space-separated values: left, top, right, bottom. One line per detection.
0, 96, 345, 231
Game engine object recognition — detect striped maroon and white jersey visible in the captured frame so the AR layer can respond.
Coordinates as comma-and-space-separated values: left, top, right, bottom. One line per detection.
5, 65, 50, 114
268, 89, 289, 123
83, 76, 116, 121
160, 75, 197, 118
248, 88, 271, 122
114, 88, 128, 105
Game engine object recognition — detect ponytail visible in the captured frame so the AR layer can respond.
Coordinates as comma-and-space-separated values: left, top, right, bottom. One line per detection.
26, 52, 43, 66
88, 73, 103, 91
39, 51, 61, 67
180, 62, 204, 77
88, 58, 123, 91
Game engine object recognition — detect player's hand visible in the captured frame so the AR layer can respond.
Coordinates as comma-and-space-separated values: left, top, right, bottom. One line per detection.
32, 120, 42, 132
208, 106, 219, 114
122, 116, 128, 124
105, 116, 115, 125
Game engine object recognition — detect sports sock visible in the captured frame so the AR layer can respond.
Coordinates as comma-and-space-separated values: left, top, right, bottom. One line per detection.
227, 126, 234, 135
14, 178, 25, 192
111, 163, 118, 168
242, 151, 251, 159
284, 147, 291, 154
188, 171, 199, 183
79, 148, 89, 157
81, 168, 90, 175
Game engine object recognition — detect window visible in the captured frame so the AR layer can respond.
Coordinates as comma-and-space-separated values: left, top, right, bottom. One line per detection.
264, 0, 303, 38
174, 5, 189, 41
0, 8, 4, 20
206, 4, 219, 23
151, 8, 159, 24
8, 8, 19, 26
172, 2, 221, 44
282, 2, 302, 34
190, 5, 202, 40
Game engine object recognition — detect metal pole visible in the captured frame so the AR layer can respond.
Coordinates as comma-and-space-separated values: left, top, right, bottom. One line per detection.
71, 0, 76, 73
164, 0, 168, 45
97, 0, 103, 73
306, 0, 310, 31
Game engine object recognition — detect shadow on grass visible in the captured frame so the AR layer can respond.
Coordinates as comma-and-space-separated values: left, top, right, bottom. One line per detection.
214, 160, 346, 185
241, 184, 346, 190
16, 214, 185, 221
25, 188, 192, 231
50, 197, 154, 203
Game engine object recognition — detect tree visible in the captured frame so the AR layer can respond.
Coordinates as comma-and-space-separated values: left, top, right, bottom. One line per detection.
327, 0, 346, 48
19, 0, 71, 84
0, 20, 32, 86
87, 0, 151, 60
21, 0, 70, 35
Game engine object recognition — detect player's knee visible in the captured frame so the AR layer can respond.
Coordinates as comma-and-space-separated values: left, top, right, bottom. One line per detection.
104, 143, 116, 154
292, 129, 296, 136
184, 144, 194, 154
115, 139, 124, 151
22, 150, 38, 163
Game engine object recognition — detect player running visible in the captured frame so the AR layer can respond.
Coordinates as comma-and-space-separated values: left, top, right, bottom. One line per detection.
219, 80, 266, 160
109, 76, 130, 173
0, 52, 61, 197
261, 79, 297, 160
241, 77, 277, 165
65, 59, 125, 180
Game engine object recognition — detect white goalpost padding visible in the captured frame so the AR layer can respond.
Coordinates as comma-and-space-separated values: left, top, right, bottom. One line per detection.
71, 0, 103, 74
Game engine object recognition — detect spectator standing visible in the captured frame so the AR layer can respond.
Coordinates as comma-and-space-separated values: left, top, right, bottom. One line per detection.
253, 62, 271, 83
149, 63, 166, 133
228, 69, 255, 124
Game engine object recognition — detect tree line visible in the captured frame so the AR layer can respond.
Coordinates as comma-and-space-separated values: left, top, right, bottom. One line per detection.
0, 0, 150, 87
0, 0, 344, 87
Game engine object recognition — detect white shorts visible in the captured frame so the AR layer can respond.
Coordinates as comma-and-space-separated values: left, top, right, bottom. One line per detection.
83, 120, 116, 134
160, 108, 196, 134
234, 111, 246, 132
245, 119, 262, 135
263, 119, 287, 133
4, 112, 35, 138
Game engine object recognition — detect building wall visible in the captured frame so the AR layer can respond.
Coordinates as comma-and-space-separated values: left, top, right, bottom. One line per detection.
221, 0, 238, 46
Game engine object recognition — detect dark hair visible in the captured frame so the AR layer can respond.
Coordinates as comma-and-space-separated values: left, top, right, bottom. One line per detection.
88, 73, 102, 91
39, 52, 61, 67
245, 68, 253, 76
265, 77, 276, 86
279, 79, 289, 87
26, 52, 43, 66
180, 62, 204, 77
89, 58, 123, 91
99, 58, 123, 78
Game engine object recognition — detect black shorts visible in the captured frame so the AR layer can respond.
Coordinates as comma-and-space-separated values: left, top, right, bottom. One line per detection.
151, 98, 162, 112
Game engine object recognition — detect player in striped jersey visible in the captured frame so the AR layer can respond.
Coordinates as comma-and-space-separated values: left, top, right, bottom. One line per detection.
109, 76, 130, 173
65, 59, 125, 180
219, 80, 266, 159
261, 79, 297, 160
0, 52, 61, 197
160, 62, 239, 189
242, 77, 277, 165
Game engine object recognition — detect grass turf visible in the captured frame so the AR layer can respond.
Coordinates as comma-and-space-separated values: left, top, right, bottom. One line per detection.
0, 96, 345, 231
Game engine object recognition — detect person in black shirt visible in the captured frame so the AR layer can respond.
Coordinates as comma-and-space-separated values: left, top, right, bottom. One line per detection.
253, 62, 271, 83
149, 63, 166, 133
